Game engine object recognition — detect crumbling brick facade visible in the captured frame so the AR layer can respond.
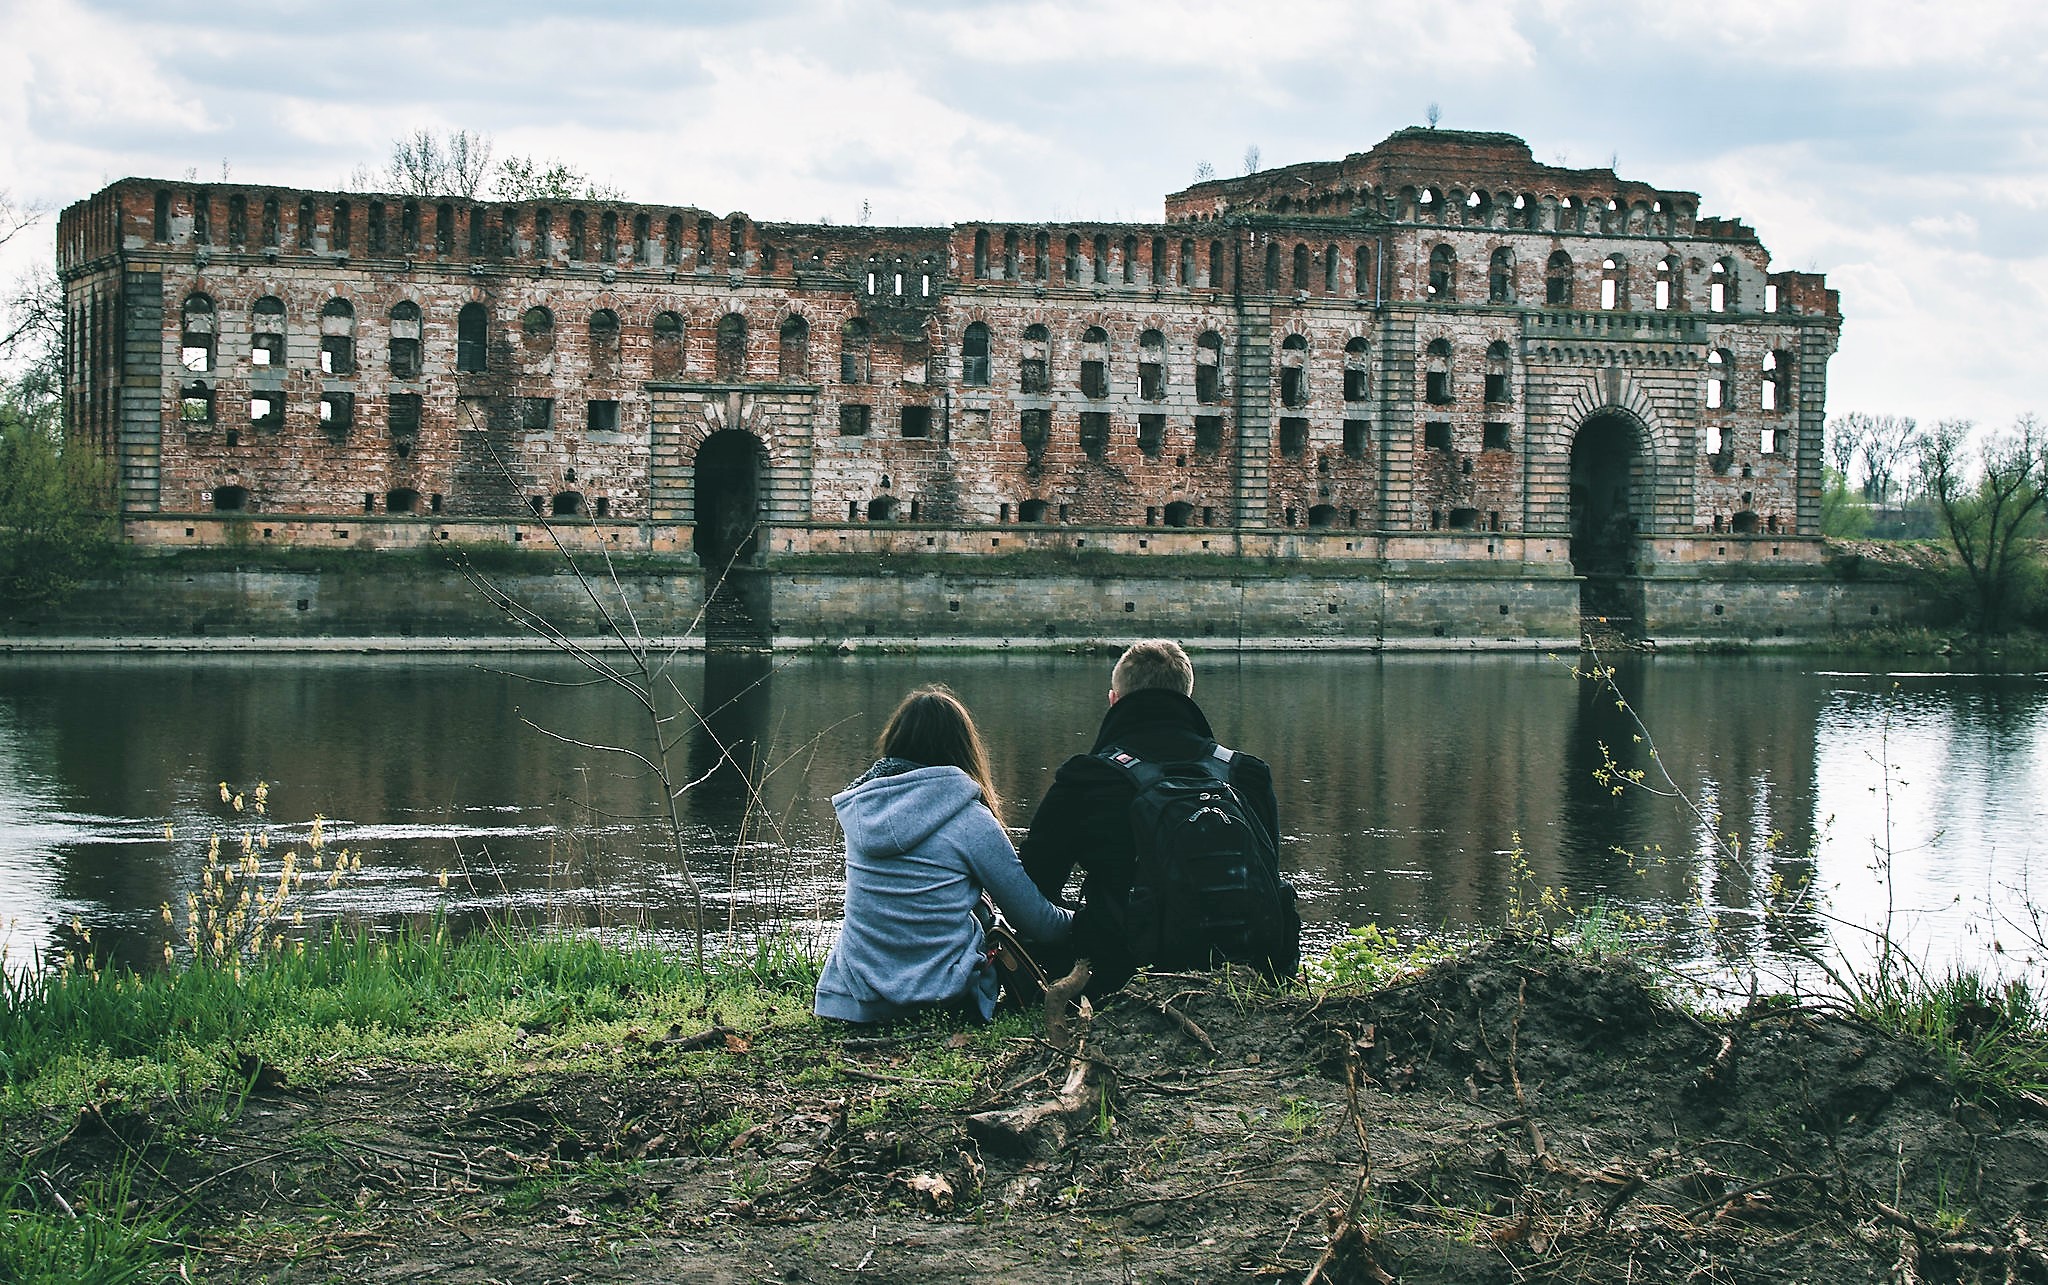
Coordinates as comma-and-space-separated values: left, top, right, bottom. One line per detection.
58, 128, 1839, 579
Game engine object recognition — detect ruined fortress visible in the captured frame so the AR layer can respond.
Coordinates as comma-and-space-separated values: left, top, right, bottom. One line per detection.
55, 129, 1864, 644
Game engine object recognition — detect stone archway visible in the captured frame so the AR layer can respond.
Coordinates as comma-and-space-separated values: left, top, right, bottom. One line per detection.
692, 429, 763, 569
1568, 410, 1645, 577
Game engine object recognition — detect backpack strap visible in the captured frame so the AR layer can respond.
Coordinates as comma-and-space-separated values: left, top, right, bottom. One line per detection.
1099, 743, 1235, 785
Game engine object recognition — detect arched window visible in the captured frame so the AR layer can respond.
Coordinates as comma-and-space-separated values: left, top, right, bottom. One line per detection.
1163, 500, 1195, 528
840, 318, 871, 383
1195, 330, 1223, 404
1325, 244, 1340, 293
1020, 324, 1049, 393
552, 490, 584, 518
962, 321, 991, 386
250, 297, 285, 368
1761, 350, 1789, 413
1706, 348, 1732, 410
398, 200, 420, 252
389, 302, 422, 378
154, 189, 171, 242
1710, 259, 1735, 312
1292, 242, 1310, 291
1488, 247, 1515, 303
1179, 238, 1194, 286
652, 311, 685, 379
386, 488, 421, 515
568, 210, 586, 261
180, 381, 213, 424
1064, 233, 1082, 283
777, 314, 808, 380
715, 313, 746, 380
599, 211, 618, 262
1138, 329, 1166, 400
261, 196, 279, 247
1209, 239, 1225, 289
664, 213, 683, 266
212, 485, 249, 511
1655, 255, 1680, 310
1018, 498, 1049, 523
1424, 338, 1453, 405
227, 194, 247, 246
1428, 244, 1456, 300
1355, 244, 1372, 298
525, 306, 561, 361
1263, 242, 1281, 291
331, 200, 350, 251
1600, 256, 1626, 310
317, 298, 355, 375
633, 213, 651, 264
1278, 333, 1308, 408
1093, 234, 1110, 284
531, 207, 552, 260
1079, 326, 1109, 398
588, 309, 620, 374
1152, 236, 1167, 286
973, 229, 989, 278
1484, 340, 1512, 404
1122, 235, 1137, 284
1343, 337, 1370, 401
1003, 230, 1019, 279
1034, 230, 1049, 280
1546, 251, 1573, 306
180, 294, 216, 373
457, 303, 489, 373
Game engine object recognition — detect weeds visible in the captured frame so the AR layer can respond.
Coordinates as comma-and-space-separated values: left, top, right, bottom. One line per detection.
1571, 644, 2048, 1102
0, 1152, 174, 1285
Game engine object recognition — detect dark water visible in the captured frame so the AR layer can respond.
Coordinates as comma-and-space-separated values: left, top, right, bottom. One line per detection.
3, 652, 2045, 984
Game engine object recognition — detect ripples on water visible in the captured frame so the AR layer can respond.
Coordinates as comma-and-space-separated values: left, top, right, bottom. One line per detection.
2, 653, 2043, 991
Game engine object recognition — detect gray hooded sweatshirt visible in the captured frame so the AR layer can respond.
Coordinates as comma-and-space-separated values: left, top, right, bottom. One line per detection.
813, 761, 1073, 1023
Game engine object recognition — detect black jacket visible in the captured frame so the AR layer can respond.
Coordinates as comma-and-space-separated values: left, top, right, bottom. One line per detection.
1019, 688, 1282, 990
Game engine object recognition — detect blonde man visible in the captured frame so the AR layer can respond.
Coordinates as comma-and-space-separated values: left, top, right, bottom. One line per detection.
1020, 640, 1296, 993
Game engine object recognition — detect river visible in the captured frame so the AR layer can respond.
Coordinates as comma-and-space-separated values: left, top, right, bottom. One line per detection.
3, 651, 2044, 988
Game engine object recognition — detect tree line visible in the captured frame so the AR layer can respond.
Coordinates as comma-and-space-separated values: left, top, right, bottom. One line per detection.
1825, 411, 2048, 634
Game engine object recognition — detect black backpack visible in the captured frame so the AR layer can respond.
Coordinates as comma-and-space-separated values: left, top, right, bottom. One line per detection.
1098, 743, 1300, 978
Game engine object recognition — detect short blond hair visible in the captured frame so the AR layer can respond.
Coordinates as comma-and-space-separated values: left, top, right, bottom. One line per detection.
1111, 639, 1194, 699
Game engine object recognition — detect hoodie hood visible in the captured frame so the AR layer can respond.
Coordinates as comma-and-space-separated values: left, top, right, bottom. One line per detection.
831, 763, 987, 858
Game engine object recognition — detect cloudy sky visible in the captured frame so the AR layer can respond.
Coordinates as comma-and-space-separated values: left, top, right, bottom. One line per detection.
3, 0, 2044, 429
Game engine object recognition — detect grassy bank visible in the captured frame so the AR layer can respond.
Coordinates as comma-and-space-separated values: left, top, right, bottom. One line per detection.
8, 923, 2048, 1283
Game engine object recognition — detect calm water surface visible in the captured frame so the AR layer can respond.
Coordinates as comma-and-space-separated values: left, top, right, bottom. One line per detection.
3, 652, 2045, 985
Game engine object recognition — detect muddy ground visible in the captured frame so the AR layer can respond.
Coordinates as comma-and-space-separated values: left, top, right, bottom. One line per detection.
23, 941, 2048, 1283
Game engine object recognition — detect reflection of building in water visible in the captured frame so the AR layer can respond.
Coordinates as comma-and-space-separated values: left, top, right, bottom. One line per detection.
60, 129, 1839, 621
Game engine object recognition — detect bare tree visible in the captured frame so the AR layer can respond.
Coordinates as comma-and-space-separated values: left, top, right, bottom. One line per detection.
1824, 413, 1861, 487
383, 129, 495, 198
1241, 144, 1261, 176
1193, 159, 1216, 183
1425, 102, 1441, 129
1856, 413, 1920, 505
1918, 415, 2048, 634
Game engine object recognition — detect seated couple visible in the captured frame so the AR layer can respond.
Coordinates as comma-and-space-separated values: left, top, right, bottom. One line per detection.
813, 639, 1299, 1025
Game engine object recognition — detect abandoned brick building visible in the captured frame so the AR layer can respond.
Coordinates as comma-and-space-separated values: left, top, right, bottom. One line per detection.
57, 127, 1840, 635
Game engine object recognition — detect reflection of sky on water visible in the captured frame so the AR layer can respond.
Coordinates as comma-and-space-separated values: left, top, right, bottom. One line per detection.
1, 655, 2044, 990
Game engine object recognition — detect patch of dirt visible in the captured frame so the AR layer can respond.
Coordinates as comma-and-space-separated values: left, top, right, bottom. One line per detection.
20, 940, 2048, 1282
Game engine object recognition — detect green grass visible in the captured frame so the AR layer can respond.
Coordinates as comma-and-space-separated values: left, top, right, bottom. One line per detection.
1850, 967, 2048, 1104
0, 921, 823, 1115
0, 1153, 175, 1285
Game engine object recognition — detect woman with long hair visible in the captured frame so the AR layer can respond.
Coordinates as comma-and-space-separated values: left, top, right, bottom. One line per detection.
813, 685, 1071, 1023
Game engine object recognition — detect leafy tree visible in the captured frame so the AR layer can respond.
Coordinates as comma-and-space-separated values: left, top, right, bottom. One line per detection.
494, 156, 625, 202
1824, 413, 1861, 491
1918, 415, 2048, 634
0, 196, 118, 610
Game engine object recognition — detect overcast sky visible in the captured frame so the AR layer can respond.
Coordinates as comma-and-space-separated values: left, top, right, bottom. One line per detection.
3, 0, 2043, 429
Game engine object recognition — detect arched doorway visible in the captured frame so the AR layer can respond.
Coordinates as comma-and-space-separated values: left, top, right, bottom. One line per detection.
692, 430, 763, 568
1568, 412, 1644, 576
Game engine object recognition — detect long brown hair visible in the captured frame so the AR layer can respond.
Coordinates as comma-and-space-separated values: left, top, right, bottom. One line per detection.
876, 684, 1005, 828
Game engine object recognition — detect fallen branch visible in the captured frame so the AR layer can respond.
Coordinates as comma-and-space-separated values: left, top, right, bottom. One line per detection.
965, 961, 1097, 1155
1136, 993, 1219, 1058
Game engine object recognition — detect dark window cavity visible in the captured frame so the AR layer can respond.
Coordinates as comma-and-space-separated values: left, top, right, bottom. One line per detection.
1138, 329, 1165, 400
1195, 330, 1223, 403
778, 314, 809, 380
652, 311, 685, 379
457, 302, 488, 373
839, 403, 871, 436
715, 312, 746, 380
1020, 324, 1050, 394
319, 298, 355, 375
962, 322, 991, 386
389, 302, 423, 378
251, 296, 285, 369
1079, 327, 1108, 398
